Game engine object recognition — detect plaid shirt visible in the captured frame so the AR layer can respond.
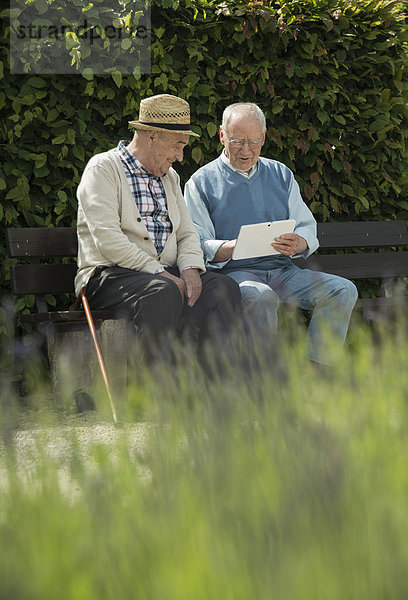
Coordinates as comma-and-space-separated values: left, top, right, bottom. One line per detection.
118, 140, 172, 255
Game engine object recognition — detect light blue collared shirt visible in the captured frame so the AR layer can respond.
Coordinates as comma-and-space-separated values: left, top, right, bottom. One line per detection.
220, 150, 259, 178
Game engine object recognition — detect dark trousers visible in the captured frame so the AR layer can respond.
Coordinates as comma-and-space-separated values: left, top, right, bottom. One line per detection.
85, 265, 241, 350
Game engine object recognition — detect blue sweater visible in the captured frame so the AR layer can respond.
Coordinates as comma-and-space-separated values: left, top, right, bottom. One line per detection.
185, 155, 318, 272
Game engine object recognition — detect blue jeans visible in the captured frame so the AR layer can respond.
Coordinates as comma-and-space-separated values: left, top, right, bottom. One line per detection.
224, 264, 358, 364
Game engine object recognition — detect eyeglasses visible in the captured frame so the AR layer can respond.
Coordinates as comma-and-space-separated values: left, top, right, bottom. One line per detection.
226, 137, 264, 149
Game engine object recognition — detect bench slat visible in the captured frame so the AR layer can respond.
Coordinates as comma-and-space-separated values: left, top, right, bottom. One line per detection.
6, 227, 78, 258
317, 220, 408, 248
10, 264, 77, 295
357, 297, 407, 309
19, 309, 121, 323
294, 252, 408, 279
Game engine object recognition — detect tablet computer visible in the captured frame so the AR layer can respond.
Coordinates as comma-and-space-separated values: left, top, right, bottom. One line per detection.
232, 219, 296, 260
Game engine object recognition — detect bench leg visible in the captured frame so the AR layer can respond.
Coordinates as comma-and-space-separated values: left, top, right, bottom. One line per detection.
46, 323, 94, 410
45, 320, 128, 419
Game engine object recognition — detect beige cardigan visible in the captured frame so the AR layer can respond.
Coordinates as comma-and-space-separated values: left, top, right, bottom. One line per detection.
75, 148, 205, 296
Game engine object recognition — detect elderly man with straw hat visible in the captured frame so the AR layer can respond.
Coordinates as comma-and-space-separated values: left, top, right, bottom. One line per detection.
75, 94, 241, 356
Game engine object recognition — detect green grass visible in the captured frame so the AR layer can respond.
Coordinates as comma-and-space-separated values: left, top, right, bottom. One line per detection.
1, 320, 408, 599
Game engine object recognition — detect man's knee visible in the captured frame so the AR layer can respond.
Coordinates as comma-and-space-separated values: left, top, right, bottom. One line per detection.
332, 277, 359, 310
201, 272, 241, 311
239, 281, 280, 311
344, 279, 358, 305
217, 274, 241, 309
132, 276, 183, 333
313, 275, 358, 317
144, 277, 183, 309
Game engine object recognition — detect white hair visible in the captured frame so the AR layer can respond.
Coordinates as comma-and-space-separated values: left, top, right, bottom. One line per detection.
221, 103, 266, 132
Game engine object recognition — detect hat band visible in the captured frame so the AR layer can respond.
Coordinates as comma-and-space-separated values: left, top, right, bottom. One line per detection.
139, 121, 191, 131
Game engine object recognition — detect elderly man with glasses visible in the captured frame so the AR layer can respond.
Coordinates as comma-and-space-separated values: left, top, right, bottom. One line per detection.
185, 102, 358, 365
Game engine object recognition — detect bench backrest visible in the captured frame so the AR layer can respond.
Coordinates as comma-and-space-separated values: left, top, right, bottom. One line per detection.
6, 221, 408, 304
6, 227, 78, 297
293, 220, 408, 281
317, 220, 408, 248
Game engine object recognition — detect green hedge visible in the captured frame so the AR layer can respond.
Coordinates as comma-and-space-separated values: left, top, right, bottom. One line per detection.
1, 0, 408, 328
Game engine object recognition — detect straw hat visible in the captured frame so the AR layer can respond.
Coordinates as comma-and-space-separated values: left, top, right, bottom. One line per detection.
129, 94, 200, 137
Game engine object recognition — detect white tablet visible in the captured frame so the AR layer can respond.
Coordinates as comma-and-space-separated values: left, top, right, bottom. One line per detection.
232, 219, 296, 260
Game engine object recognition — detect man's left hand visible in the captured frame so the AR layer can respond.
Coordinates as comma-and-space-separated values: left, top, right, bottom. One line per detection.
272, 233, 308, 256
181, 268, 202, 307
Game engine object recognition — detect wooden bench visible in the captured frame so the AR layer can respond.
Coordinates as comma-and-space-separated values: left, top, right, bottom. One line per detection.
7, 221, 408, 326
293, 220, 408, 321
6, 220, 408, 398
6, 227, 124, 420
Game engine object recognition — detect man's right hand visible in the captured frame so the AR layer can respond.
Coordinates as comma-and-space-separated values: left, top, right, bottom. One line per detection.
211, 239, 237, 263
160, 270, 186, 302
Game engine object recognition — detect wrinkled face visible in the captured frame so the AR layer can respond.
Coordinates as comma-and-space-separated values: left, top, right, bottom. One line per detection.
148, 131, 190, 177
220, 112, 265, 173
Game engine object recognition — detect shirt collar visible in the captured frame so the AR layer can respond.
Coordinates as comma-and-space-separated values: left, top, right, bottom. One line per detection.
117, 140, 162, 180
220, 150, 258, 178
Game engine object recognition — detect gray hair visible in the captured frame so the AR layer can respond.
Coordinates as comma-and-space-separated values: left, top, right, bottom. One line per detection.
221, 103, 266, 133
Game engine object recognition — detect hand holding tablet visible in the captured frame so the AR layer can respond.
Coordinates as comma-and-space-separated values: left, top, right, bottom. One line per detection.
232, 219, 296, 260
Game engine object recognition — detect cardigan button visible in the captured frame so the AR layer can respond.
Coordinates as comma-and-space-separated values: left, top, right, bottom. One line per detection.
137, 217, 142, 222
144, 236, 149, 240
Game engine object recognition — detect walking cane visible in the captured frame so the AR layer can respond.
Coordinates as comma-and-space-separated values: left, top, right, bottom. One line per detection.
79, 286, 119, 424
